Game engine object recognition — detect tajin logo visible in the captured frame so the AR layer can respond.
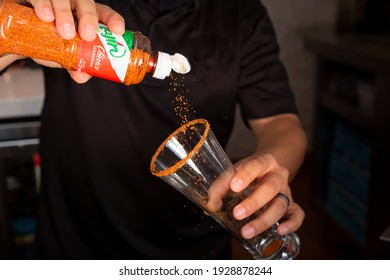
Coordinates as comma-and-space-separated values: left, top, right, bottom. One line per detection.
98, 26, 127, 58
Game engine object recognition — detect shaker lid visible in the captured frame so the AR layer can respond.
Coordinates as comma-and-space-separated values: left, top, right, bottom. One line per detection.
152, 52, 191, 79
171, 53, 191, 74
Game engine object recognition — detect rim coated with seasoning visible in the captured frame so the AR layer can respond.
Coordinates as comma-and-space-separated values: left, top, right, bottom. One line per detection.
150, 119, 210, 177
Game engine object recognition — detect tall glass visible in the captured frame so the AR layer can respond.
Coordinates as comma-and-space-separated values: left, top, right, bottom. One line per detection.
150, 119, 300, 260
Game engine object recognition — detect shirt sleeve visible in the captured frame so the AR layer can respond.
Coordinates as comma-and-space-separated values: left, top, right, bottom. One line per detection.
237, 0, 298, 121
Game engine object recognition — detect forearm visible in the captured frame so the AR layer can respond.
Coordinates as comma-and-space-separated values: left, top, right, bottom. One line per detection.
248, 113, 307, 182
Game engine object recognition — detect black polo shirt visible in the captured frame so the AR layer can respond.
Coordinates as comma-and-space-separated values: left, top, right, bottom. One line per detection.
35, 0, 298, 259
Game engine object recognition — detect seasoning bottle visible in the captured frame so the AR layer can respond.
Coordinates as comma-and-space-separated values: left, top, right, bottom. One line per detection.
0, 0, 190, 85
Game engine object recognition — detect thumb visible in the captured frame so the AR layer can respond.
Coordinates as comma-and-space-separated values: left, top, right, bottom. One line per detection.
68, 70, 93, 84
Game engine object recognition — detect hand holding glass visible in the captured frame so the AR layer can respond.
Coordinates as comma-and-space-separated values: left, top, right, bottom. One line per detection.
150, 119, 300, 259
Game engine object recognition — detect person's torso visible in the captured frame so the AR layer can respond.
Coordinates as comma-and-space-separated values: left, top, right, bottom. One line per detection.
38, 0, 258, 259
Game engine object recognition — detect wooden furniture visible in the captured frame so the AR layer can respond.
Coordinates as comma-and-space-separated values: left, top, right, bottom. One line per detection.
306, 32, 390, 259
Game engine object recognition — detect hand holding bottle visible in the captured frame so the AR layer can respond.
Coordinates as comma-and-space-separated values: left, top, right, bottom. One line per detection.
1, 0, 125, 83
28, 0, 125, 83
24, 0, 125, 41
1, 0, 190, 84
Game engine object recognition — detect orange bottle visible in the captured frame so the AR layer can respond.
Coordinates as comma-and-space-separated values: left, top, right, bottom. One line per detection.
0, 0, 190, 85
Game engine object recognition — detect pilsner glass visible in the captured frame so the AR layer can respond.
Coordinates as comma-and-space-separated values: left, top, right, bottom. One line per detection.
150, 119, 300, 260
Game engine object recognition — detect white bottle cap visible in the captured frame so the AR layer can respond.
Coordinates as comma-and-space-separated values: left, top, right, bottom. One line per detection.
153, 51, 172, 79
171, 53, 191, 74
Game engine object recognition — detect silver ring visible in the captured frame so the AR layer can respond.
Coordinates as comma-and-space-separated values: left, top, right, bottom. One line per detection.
276, 193, 290, 209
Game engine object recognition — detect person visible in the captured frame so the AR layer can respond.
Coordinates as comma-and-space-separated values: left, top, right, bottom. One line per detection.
0, 0, 307, 259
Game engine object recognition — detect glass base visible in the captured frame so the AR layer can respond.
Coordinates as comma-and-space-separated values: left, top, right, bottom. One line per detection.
244, 225, 301, 260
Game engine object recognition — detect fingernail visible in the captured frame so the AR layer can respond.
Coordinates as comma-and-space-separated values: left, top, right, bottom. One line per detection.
115, 20, 125, 34
63, 23, 75, 39
43, 7, 54, 21
233, 206, 246, 219
242, 226, 255, 239
231, 178, 243, 192
278, 226, 288, 236
84, 25, 96, 41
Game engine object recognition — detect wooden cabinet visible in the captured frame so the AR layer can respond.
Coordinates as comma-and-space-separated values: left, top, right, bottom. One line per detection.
306, 33, 390, 259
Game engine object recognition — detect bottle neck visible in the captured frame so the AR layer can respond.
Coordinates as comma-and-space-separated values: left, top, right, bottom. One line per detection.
149, 51, 173, 80
146, 51, 158, 75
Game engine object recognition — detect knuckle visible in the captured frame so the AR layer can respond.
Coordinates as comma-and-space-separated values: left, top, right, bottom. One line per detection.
78, 12, 98, 24
97, 4, 111, 10
272, 168, 289, 189
301, 209, 306, 220
80, 10, 97, 19
244, 198, 262, 215
55, 7, 73, 17
275, 200, 288, 213
251, 156, 265, 170
264, 182, 279, 198
262, 153, 275, 162
279, 165, 289, 180
96, 3, 116, 15
252, 219, 273, 233
259, 153, 277, 166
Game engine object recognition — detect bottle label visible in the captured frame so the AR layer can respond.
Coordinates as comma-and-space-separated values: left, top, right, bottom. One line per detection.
76, 24, 133, 83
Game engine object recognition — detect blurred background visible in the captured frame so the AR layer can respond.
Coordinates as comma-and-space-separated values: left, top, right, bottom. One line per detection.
1, 0, 389, 259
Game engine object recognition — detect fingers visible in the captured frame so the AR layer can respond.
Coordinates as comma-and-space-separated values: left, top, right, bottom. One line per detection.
29, 0, 76, 39
228, 153, 304, 239
29, 0, 124, 42
29, 0, 55, 22
96, 4, 125, 35
233, 171, 288, 220
74, 2, 125, 39
74, 0, 99, 41
240, 200, 305, 239
26, 0, 124, 84
277, 202, 305, 235
50, 0, 98, 41
239, 191, 293, 239
206, 167, 235, 212
68, 70, 93, 84
231, 153, 279, 193
232, 154, 289, 220
30, 59, 92, 84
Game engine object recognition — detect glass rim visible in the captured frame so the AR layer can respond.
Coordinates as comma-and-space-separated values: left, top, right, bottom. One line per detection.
150, 118, 210, 177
